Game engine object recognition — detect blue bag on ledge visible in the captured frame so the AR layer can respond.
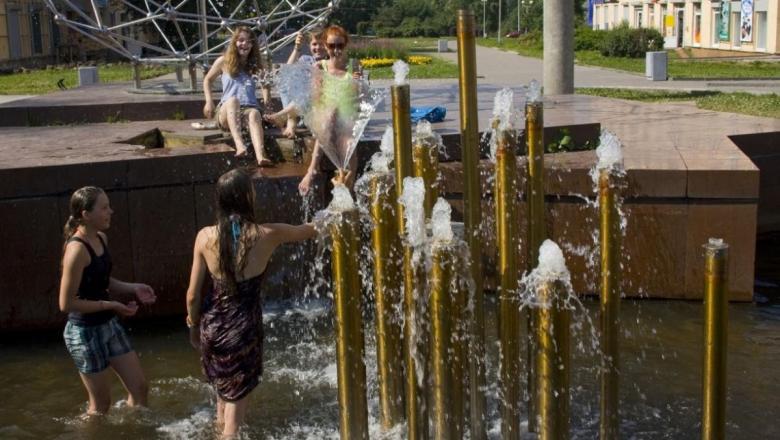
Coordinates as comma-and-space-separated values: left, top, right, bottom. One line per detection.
410, 106, 447, 123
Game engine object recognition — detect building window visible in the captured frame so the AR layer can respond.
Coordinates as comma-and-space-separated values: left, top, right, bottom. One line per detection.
649, 8, 655, 29
31, 10, 43, 55
694, 6, 702, 46
756, 11, 767, 50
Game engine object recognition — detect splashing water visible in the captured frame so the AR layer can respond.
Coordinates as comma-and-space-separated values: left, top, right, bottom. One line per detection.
369, 126, 394, 173
491, 87, 516, 132
412, 120, 444, 152
594, 130, 624, 174
305, 67, 387, 172
398, 176, 430, 387
535, 239, 571, 283
392, 60, 409, 86
347, 89, 388, 166
527, 79, 542, 103
276, 63, 315, 115
328, 184, 355, 212
399, 177, 426, 248
589, 130, 628, 233
431, 198, 453, 243
487, 87, 520, 160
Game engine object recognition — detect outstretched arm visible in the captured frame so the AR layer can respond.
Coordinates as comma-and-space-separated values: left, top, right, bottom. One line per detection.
203, 57, 225, 118
185, 229, 209, 350
265, 223, 317, 247
287, 33, 304, 64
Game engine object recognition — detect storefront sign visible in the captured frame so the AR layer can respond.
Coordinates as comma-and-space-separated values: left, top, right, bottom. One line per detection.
719, 2, 730, 40
741, 0, 753, 42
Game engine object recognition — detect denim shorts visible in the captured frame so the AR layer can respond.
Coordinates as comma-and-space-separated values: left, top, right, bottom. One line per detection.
63, 317, 134, 374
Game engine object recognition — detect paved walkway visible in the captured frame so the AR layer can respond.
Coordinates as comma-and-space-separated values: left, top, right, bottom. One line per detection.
430, 42, 780, 94
0, 95, 34, 105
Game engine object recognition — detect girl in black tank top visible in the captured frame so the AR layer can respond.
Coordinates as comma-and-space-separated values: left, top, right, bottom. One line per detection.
66, 235, 113, 326
59, 186, 157, 416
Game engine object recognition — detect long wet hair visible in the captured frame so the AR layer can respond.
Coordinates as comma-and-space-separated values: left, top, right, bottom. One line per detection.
323, 25, 349, 47
215, 168, 257, 293
224, 26, 262, 77
63, 186, 105, 244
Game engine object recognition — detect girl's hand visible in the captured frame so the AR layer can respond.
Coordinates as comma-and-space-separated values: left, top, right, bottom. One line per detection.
113, 301, 139, 317
133, 284, 157, 305
332, 169, 351, 187
294, 32, 304, 49
203, 102, 215, 119
189, 327, 201, 351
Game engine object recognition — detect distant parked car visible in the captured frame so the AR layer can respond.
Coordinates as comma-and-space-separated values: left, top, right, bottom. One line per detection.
505, 31, 521, 38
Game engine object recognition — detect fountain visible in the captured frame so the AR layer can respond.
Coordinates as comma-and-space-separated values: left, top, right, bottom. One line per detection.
0, 5, 767, 440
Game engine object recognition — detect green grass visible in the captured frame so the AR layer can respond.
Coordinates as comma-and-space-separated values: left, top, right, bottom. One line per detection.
0, 63, 174, 95
577, 88, 780, 118
366, 56, 459, 80
477, 36, 543, 58
390, 37, 453, 53
477, 38, 780, 79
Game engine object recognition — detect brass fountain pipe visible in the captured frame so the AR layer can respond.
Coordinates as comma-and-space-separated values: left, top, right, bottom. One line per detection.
598, 169, 621, 440
450, 244, 467, 440
525, 100, 546, 432
392, 83, 428, 440
535, 279, 571, 440
495, 128, 522, 440
456, 10, 487, 440
702, 239, 729, 440
413, 139, 440, 219
329, 208, 369, 440
430, 241, 456, 440
369, 173, 405, 430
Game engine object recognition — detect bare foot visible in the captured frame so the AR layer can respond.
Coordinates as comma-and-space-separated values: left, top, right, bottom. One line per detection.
235, 146, 249, 158
282, 126, 296, 139
263, 113, 284, 127
256, 157, 273, 167
298, 170, 315, 195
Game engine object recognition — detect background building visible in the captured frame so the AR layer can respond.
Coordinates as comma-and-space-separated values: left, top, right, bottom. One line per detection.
0, 0, 55, 67
1, 0, 152, 68
592, 0, 780, 54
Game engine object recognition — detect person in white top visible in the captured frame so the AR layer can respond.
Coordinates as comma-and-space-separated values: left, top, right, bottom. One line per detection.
264, 29, 328, 139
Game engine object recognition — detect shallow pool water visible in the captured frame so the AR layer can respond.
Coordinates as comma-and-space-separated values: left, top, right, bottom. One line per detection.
1, 298, 778, 439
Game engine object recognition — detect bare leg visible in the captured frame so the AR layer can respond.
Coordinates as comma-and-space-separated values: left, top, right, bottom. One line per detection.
109, 351, 149, 407
216, 397, 226, 430
282, 115, 297, 139
263, 103, 296, 123
247, 109, 272, 167
221, 394, 251, 439
219, 97, 248, 156
78, 369, 113, 415
299, 139, 322, 195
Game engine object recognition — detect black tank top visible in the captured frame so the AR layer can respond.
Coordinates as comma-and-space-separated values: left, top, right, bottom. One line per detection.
67, 235, 114, 326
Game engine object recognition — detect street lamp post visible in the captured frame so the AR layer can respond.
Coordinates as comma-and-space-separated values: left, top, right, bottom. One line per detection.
482, 0, 488, 38
521, 0, 534, 34
498, 0, 502, 43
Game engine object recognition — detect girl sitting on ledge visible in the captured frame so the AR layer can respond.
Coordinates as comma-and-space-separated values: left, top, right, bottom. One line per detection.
203, 26, 272, 167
